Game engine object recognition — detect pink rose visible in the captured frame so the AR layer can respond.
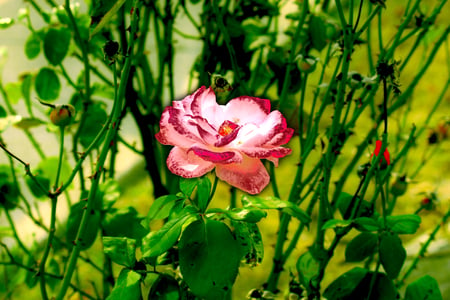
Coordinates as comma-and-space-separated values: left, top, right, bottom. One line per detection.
155, 86, 293, 194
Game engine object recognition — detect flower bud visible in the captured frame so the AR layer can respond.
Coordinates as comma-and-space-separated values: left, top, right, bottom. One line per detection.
50, 104, 75, 127
390, 175, 407, 196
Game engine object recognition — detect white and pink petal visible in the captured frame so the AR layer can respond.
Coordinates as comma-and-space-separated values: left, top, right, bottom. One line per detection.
167, 147, 215, 178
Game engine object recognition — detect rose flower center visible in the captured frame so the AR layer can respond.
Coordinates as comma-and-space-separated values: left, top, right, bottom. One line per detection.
218, 120, 238, 136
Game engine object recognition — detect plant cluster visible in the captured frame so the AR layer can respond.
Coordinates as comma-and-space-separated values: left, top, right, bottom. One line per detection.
0, 0, 449, 299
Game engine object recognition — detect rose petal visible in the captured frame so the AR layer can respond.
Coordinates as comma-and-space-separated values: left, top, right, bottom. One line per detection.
215, 157, 270, 194
240, 147, 292, 159
190, 146, 242, 164
223, 96, 271, 126
190, 87, 224, 126
167, 147, 215, 178
156, 107, 201, 148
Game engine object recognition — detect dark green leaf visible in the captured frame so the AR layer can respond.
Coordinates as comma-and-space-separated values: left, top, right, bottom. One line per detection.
179, 220, 239, 299
90, 0, 127, 39
405, 275, 443, 300
242, 195, 311, 225
44, 27, 71, 65
309, 15, 328, 51
102, 207, 147, 242
106, 269, 141, 300
103, 237, 136, 268
35, 68, 60, 101
233, 221, 264, 266
46, 258, 60, 290
79, 102, 108, 148
66, 201, 100, 250
323, 267, 368, 299
25, 172, 50, 198
379, 233, 406, 279
147, 195, 182, 221
345, 232, 378, 262
141, 214, 190, 259
196, 176, 211, 212
148, 274, 180, 300
337, 192, 374, 219
386, 214, 421, 234
345, 271, 398, 300
297, 251, 320, 291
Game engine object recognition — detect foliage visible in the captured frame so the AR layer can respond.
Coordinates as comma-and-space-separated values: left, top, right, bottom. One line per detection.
0, 0, 449, 299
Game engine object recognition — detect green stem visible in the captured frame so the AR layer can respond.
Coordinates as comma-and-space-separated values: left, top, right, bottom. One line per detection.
54, 127, 65, 190
398, 206, 450, 287
56, 3, 139, 298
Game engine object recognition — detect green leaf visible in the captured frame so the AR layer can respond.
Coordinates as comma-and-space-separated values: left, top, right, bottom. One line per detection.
405, 275, 443, 300
321, 219, 352, 230
14, 117, 45, 130
66, 201, 100, 250
386, 214, 421, 234
99, 179, 120, 211
25, 172, 50, 198
345, 232, 378, 262
179, 177, 198, 198
379, 233, 406, 279
35, 68, 60, 101
24, 32, 41, 59
208, 207, 267, 223
323, 267, 368, 300
353, 217, 380, 232
106, 269, 141, 300
21, 73, 33, 115
103, 237, 136, 268
309, 15, 328, 51
79, 102, 108, 148
179, 220, 239, 299
337, 192, 374, 219
4, 82, 22, 104
148, 274, 180, 300
36, 156, 72, 187
196, 176, 211, 212
233, 221, 264, 266
141, 215, 190, 259
44, 27, 71, 65
147, 195, 182, 221
297, 251, 320, 291
102, 207, 147, 242
242, 195, 311, 225
46, 258, 60, 290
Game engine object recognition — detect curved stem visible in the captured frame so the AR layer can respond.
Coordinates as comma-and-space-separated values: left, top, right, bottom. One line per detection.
54, 127, 65, 190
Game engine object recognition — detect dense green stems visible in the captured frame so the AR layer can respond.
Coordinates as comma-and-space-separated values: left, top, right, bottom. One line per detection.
398, 207, 450, 287
56, 4, 139, 297
211, 0, 247, 93
38, 196, 57, 300
278, 0, 309, 108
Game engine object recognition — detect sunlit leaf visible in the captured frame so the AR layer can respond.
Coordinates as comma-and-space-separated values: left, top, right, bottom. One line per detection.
321, 219, 352, 230
242, 195, 311, 225
13, 117, 45, 129
103, 237, 136, 268
0, 17, 14, 29
106, 269, 141, 300
147, 194, 182, 221
208, 207, 267, 223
